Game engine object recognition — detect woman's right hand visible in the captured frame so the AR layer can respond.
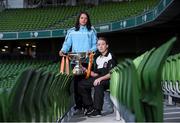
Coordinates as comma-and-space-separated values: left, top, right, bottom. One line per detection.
59, 50, 65, 56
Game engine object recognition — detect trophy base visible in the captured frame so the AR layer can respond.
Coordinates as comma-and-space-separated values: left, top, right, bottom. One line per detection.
72, 68, 85, 75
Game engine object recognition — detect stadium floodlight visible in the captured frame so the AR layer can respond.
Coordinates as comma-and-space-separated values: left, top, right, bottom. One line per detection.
1, 48, 6, 52
4, 46, 8, 48
32, 45, 36, 48
20, 51, 24, 54
17, 46, 21, 49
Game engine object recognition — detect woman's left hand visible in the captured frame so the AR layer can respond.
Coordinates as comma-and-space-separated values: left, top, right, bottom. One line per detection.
86, 51, 91, 58
93, 78, 102, 86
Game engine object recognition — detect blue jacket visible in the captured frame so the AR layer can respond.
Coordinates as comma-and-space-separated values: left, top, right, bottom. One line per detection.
61, 25, 97, 53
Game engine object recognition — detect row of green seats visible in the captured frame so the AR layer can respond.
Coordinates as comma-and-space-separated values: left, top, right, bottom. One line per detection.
0, 0, 159, 31
53, 0, 159, 29
110, 37, 176, 122
0, 61, 60, 93
0, 68, 73, 122
0, 6, 88, 32
161, 53, 180, 97
110, 59, 144, 122
0, 60, 53, 79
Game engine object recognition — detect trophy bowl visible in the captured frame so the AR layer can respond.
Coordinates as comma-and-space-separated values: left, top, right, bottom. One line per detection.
68, 52, 87, 75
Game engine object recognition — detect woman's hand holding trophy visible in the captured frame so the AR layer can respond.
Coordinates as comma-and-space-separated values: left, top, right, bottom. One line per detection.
59, 50, 94, 78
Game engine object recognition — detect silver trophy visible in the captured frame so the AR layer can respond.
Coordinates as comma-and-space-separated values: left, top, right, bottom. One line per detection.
68, 52, 87, 75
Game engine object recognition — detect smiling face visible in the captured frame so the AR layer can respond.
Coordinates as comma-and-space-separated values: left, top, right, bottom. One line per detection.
79, 13, 88, 26
97, 39, 109, 55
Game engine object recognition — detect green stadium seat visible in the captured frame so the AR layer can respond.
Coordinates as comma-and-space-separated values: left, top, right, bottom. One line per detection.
142, 37, 176, 121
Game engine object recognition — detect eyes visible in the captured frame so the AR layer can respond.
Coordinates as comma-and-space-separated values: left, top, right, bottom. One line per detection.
97, 42, 106, 47
80, 16, 87, 20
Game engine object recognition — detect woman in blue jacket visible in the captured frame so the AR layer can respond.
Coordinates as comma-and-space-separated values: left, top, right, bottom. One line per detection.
59, 11, 97, 55
59, 11, 97, 114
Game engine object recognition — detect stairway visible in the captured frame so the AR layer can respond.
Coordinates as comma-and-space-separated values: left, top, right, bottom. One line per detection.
164, 104, 180, 122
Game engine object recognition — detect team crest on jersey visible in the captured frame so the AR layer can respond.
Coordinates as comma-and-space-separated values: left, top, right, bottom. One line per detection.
103, 62, 108, 68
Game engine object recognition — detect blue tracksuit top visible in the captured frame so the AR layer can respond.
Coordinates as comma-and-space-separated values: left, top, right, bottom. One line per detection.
61, 25, 97, 53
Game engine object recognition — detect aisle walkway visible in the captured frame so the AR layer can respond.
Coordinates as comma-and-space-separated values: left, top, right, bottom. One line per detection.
69, 102, 180, 122
69, 110, 123, 122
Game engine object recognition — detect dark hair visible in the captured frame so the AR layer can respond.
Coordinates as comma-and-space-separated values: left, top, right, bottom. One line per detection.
98, 37, 109, 45
75, 11, 92, 31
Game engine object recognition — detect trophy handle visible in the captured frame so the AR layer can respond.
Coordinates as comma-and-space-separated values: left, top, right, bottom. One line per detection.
60, 56, 70, 75
85, 52, 95, 79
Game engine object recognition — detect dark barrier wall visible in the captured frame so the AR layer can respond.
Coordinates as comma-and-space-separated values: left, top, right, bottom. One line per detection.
0, 20, 179, 60
28, 28, 180, 59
